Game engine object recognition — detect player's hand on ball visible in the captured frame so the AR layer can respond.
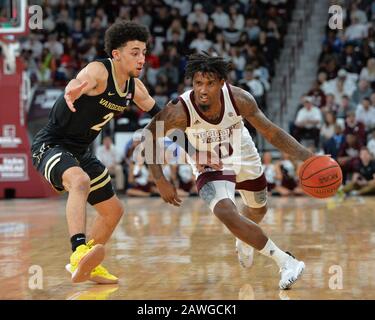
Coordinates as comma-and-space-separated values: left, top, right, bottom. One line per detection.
156, 178, 182, 207
193, 150, 223, 173
64, 81, 88, 112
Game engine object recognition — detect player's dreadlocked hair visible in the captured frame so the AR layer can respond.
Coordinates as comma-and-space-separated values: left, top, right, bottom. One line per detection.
185, 52, 231, 80
104, 20, 150, 58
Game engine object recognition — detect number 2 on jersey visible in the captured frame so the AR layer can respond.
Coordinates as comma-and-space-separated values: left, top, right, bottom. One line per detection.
91, 112, 114, 132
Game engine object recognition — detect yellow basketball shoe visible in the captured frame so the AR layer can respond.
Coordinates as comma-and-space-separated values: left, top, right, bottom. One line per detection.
66, 240, 118, 284
68, 239, 105, 283
89, 264, 119, 284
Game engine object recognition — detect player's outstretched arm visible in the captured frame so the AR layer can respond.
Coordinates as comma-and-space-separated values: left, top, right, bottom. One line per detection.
143, 101, 188, 206
133, 78, 158, 112
232, 86, 314, 161
64, 62, 106, 112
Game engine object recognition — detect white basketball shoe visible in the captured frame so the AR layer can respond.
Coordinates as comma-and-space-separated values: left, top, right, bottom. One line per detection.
279, 252, 305, 290
236, 239, 254, 268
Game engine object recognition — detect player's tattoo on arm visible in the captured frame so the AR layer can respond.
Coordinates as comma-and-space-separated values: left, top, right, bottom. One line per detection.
232, 86, 314, 161
144, 101, 188, 181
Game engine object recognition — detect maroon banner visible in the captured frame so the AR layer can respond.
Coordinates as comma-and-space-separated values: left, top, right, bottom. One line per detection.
0, 58, 56, 199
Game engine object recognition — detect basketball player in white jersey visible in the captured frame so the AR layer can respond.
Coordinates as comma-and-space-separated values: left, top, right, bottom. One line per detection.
144, 53, 315, 290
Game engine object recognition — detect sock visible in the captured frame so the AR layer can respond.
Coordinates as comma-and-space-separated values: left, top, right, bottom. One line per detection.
259, 238, 291, 268
71, 233, 86, 252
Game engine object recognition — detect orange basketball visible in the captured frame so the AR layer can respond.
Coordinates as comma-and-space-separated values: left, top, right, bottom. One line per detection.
299, 155, 343, 199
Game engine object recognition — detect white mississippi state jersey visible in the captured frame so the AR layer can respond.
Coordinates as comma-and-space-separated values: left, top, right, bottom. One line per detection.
179, 82, 262, 178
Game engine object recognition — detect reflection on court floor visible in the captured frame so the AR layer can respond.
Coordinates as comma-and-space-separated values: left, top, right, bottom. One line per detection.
0, 196, 375, 299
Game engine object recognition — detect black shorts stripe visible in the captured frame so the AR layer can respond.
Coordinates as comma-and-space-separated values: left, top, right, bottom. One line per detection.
32, 145, 115, 205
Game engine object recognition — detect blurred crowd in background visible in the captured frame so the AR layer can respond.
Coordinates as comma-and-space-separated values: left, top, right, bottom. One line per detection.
290, 0, 375, 196
15, 0, 375, 197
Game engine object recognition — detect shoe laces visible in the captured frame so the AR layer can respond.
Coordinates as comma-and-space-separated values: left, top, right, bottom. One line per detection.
86, 239, 95, 249
279, 252, 295, 273
92, 265, 108, 275
91, 265, 117, 280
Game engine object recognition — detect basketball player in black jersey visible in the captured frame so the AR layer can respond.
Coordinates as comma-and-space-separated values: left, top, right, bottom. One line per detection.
31, 21, 166, 284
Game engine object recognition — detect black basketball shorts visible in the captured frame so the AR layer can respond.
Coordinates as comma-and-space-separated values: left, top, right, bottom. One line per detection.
31, 143, 114, 205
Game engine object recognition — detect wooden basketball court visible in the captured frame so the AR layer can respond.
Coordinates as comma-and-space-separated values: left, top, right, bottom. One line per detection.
1, 195, 375, 300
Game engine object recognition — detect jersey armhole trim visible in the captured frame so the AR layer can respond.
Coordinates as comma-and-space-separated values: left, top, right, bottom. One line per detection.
179, 97, 191, 128
226, 82, 241, 116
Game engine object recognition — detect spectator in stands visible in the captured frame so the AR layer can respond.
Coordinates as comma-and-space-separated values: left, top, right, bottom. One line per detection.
96, 136, 125, 191
230, 46, 247, 80
322, 30, 343, 54
351, 79, 372, 106
126, 161, 156, 197
274, 153, 304, 196
321, 93, 338, 114
205, 18, 220, 42
339, 43, 364, 74
133, 6, 152, 28
361, 36, 374, 64
307, 80, 326, 109
262, 152, 279, 194
367, 131, 375, 158
344, 16, 368, 42
44, 33, 64, 59
167, 0, 192, 17
320, 111, 338, 148
36, 48, 56, 85
189, 31, 212, 53
21, 33, 43, 59
342, 147, 375, 196
336, 94, 355, 119
172, 164, 197, 196
253, 59, 270, 89
344, 111, 367, 145
187, 3, 208, 30
338, 133, 362, 182
229, 4, 245, 31
260, 21, 280, 60
349, 2, 368, 24
166, 19, 186, 43
360, 58, 375, 84
42, 7, 56, 33
239, 68, 265, 103
245, 18, 261, 42
293, 96, 323, 148
153, 83, 169, 108
318, 43, 339, 73
211, 5, 230, 30
323, 124, 345, 160
212, 32, 231, 58
317, 71, 328, 86
223, 19, 242, 45
321, 69, 357, 105
355, 97, 375, 134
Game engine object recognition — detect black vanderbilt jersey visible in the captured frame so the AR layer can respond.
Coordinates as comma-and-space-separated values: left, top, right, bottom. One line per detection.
32, 58, 135, 154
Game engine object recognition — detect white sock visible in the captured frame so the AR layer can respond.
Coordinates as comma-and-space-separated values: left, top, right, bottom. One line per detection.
259, 238, 290, 268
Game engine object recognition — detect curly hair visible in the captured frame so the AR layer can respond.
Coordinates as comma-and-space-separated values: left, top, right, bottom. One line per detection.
104, 20, 150, 57
185, 52, 231, 80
